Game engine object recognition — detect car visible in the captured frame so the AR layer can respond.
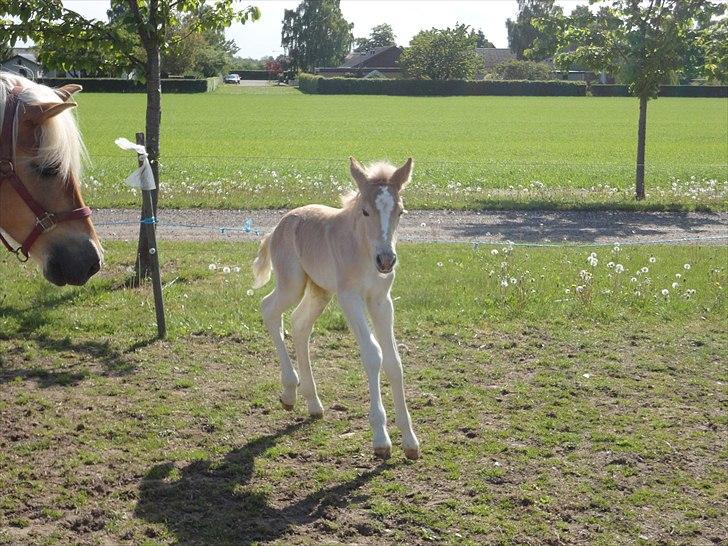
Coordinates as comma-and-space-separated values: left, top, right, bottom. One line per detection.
223, 74, 241, 84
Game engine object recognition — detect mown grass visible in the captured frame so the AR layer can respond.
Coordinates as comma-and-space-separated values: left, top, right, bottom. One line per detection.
0, 241, 726, 544
73, 86, 728, 210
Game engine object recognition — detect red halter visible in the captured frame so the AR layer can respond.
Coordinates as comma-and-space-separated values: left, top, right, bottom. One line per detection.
0, 86, 91, 261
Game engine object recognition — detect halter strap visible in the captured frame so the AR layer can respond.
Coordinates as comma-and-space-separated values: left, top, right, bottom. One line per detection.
0, 85, 91, 260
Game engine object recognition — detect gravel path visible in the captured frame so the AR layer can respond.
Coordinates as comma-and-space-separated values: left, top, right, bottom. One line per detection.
94, 208, 728, 246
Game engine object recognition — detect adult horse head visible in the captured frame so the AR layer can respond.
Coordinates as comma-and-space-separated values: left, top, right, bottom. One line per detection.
0, 73, 102, 286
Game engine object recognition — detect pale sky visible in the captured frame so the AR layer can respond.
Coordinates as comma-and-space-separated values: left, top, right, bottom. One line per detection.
61, 0, 586, 58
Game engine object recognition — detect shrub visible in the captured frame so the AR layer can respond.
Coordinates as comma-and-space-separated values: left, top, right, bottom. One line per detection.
487, 60, 553, 81
297, 75, 586, 96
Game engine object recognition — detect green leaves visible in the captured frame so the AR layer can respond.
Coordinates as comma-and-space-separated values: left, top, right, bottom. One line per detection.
399, 24, 482, 81
282, 0, 353, 73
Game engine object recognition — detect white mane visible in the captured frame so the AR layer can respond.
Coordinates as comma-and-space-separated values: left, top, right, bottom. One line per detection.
0, 72, 86, 181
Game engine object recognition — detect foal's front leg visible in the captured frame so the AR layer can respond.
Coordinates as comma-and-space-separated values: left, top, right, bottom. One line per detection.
338, 290, 392, 458
368, 294, 420, 460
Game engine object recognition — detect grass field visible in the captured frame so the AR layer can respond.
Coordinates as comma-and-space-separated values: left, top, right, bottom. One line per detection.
74, 85, 728, 210
1, 242, 726, 544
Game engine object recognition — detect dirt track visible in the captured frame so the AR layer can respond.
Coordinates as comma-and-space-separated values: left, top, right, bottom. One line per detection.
94, 208, 728, 245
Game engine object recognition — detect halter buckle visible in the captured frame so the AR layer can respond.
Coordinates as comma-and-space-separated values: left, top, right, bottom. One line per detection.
0, 159, 13, 176
14, 248, 29, 262
36, 212, 57, 232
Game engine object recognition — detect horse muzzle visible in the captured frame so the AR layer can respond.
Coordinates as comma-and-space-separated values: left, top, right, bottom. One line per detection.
43, 239, 102, 286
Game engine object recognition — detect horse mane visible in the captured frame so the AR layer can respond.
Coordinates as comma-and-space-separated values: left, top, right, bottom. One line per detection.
0, 72, 86, 184
339, 160, 398, 209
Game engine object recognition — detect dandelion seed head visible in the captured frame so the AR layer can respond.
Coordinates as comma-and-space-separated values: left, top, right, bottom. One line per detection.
208, 264, 217, 271
246, 289, 254, 296
649, 256, 656, 263
684, 263, 691, 270
661, 288, 669, 297
615, 264, 624, 273
491, 249, 499, 256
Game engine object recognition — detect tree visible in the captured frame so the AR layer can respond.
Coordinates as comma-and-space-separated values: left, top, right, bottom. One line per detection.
399, 24, 482, 80
3, 0, 259, 277
354, 23, 396, 52
472, 29, 495, 49
506, 0, 563, 60
281, 0, 353, 72
556, 0, 725, 200
697, 16, 728, 83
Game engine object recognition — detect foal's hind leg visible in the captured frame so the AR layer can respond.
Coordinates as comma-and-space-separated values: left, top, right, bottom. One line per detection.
291, 281, 332, 418
261, 262, 306, 410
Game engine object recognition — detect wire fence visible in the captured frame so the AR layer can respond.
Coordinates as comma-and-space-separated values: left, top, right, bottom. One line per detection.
93, 217, 728, 247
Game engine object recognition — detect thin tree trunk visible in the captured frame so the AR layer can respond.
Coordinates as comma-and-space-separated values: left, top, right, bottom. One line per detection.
136, 42, 162, 281
635, 94, 648, 201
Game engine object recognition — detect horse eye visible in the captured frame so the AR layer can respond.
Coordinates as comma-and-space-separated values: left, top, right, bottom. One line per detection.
362, 209, 370, 217
36, 163, 60, 178
399, 209, 406, 216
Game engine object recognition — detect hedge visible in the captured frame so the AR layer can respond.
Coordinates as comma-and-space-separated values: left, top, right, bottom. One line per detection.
298, 74, 587, 96
37, 77, 221, 93
230, 70, 269, 80
591, 84, 727, 98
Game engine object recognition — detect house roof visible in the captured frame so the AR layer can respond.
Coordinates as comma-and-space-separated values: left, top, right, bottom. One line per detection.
476, 48, 516, 69
340, 45, 401, 69
3, 48, 39, 65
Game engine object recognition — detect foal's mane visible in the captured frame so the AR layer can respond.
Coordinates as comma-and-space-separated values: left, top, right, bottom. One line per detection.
0, 72, 86, 184
340, 161, 398, 209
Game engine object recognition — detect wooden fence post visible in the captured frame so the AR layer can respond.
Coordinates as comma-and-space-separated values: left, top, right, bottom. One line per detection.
134, 132, 166, 339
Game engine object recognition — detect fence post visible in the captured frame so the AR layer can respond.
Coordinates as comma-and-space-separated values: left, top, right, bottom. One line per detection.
134, 132, 166, 339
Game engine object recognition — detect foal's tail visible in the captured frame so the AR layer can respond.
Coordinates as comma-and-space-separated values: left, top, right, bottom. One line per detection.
251, 233, 272, 289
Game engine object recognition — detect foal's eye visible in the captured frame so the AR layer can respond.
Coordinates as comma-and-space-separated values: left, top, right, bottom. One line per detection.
362, 209, 370, 217
36, 163, 61, 178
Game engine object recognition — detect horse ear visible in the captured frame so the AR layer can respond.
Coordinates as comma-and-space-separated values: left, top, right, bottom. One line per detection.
349, 156, 368, 192
54, 84, 83, 102
23, 102, 77, 126
392, 157, 413, 190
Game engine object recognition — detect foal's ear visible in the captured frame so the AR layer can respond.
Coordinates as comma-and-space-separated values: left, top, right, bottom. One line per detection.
349, 156, 369, 192
54, 84, 83, 102
391, 157, 414, 190
23, 102, 77, 127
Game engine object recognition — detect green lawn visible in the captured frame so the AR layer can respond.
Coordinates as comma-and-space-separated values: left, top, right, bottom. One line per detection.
74, 85, 728, 210
1, 242, 726, 544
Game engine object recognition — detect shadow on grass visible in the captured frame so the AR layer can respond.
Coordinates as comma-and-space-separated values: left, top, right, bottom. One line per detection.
135, 419, 387, 545
450, 206, 723, 243
0, 286, 147, 386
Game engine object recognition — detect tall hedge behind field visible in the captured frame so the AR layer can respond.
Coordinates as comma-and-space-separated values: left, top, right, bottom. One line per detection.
298, 74, 587, 96
231, 70, 269, 80
37, 77, 221, 93
591, 84, 727, 98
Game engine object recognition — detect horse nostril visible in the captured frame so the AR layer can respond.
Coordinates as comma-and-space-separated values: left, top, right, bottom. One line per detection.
87, 261, 101, 278
376, 255, 383, 268
391, 254, 397, 266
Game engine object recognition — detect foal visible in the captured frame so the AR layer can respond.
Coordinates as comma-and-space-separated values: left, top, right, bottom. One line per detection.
252, 157, 420, 460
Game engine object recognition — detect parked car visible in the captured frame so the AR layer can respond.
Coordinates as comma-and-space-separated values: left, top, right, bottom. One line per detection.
223, 74, 241, 84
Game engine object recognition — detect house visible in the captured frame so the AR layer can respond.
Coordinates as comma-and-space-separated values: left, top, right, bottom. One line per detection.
475, 48, 516, 78
315, 45, 403, 78
1, 48, 43, 79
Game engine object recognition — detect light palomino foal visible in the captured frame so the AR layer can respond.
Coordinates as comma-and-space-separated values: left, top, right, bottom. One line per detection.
252, 157, 420, 460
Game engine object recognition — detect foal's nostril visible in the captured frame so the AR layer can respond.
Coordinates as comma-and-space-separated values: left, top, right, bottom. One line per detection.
376, 255, 383, 268
391, 254, 397, 266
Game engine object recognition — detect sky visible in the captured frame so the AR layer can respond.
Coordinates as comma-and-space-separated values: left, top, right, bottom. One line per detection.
61, 0, 586, 59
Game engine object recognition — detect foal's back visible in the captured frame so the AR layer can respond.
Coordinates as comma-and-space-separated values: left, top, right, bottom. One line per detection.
268, 204, 356, 294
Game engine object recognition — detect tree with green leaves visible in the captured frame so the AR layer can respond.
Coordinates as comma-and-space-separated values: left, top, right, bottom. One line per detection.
2, 0, 259, 277
281, 0, 353, 73
399, 24, 482, 80
556, 0, 725, 200
472, 29, 495, 49
696, 16, 727, 84
354, 23, 396, 52
506, 0, 563, 60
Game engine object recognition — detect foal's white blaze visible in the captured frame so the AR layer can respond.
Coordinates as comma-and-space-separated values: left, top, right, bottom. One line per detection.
375, 187, 395, 239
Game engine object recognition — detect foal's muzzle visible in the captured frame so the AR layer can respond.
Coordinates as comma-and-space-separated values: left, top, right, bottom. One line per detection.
44, 239, 102, 286
376, 252, 397, 274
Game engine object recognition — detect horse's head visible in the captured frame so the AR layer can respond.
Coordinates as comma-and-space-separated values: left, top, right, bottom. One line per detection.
0, 74, 102, 286
349, 156, 413, 275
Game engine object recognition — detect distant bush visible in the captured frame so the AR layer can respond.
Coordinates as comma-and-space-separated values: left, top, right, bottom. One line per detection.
487, 60, 553, 81
297, 75, 586, 96
37, 77, 221, 93
591, 84, 727, 98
